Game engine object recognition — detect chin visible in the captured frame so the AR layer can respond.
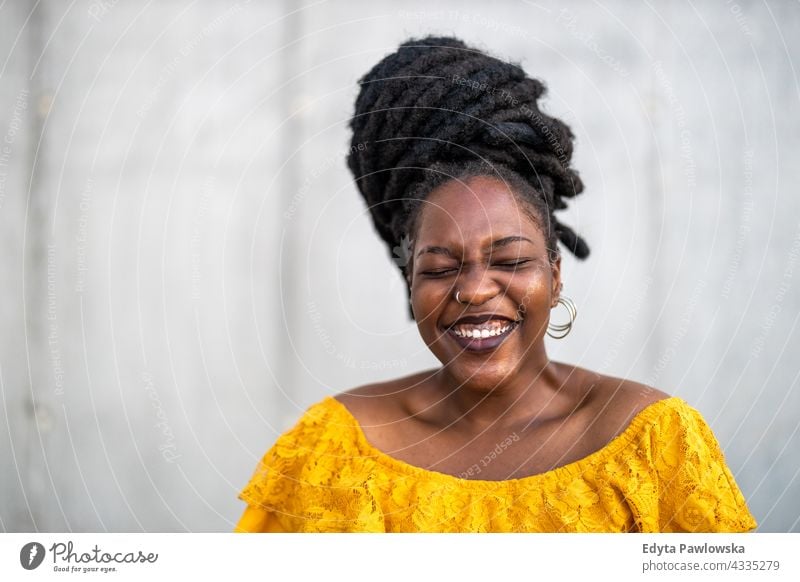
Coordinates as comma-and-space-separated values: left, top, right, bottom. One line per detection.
440, 357, 520, 393
422, 326, 530, 392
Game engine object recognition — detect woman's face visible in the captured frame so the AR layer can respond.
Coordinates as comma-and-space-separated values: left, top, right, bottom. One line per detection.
408, 175, 561, 392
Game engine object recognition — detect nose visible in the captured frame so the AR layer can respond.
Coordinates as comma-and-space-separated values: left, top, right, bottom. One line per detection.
454, 264, 502, 306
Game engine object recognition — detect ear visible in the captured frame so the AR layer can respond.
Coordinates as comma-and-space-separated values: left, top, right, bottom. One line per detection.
550, 254, 562, 308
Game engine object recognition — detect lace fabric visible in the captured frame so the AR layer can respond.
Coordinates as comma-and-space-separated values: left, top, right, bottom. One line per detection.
235, 396, 757, 533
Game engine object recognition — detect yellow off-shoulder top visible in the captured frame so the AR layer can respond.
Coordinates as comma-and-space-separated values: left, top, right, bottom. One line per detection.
235, 395, 757, 533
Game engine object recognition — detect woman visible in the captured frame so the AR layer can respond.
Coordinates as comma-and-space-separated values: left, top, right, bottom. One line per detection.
235, 36, 757, 532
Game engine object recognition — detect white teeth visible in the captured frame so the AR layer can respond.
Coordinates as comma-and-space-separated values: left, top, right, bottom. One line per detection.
451, 323, 514, 339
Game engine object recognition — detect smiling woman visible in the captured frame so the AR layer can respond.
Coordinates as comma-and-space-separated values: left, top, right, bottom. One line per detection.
235, 35, 757, 533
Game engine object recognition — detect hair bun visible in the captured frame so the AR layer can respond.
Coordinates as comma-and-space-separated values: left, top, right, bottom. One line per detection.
347, 35, 590, 272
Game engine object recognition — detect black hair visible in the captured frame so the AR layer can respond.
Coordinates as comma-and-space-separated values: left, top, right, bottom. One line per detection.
346, 35, 589, 319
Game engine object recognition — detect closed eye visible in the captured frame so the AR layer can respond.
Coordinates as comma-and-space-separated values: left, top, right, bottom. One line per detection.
495, 260, 531, 269
422, 260, 531, 276
421, 268, 457, 277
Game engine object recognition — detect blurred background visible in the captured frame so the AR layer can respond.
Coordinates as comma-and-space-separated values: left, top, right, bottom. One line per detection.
0, 0, 798, 532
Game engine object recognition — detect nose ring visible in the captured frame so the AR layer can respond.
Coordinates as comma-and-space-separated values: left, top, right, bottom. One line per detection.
455, 290, 463, 304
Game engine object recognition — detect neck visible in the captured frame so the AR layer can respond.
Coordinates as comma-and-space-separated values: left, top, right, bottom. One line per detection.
431, 354, 572, 432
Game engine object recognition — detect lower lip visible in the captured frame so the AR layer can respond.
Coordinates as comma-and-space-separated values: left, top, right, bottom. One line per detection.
444, 322, 519, 353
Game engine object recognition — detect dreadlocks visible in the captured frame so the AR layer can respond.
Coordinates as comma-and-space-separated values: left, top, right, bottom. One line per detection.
346, 35, 589, 318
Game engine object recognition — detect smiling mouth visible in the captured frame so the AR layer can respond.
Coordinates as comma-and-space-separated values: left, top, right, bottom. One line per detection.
443, 319, 520, 353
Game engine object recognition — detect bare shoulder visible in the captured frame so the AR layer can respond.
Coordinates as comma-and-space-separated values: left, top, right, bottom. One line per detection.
574, 366, 672, 439
333, 369, 438, 425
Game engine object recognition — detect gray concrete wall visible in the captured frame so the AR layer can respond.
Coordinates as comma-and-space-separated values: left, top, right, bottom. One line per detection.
0, 0, 797, 532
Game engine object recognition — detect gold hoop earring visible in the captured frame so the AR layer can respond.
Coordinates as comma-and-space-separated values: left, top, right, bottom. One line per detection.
547, 296, 577, 339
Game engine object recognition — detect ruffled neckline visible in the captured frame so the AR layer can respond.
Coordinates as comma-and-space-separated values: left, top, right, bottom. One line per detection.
322, 395, 684, 490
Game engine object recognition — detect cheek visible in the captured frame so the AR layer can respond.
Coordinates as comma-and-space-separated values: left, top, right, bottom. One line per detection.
514, 276, 552, 314
410, 283, 458, 338
411, 283, 448, 320
411, 274, 451, 299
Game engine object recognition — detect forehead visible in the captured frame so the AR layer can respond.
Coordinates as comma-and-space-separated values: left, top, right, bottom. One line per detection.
415, 175, 542, 244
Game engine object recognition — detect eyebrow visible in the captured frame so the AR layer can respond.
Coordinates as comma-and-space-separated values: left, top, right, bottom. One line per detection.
416, 236, 533, 258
